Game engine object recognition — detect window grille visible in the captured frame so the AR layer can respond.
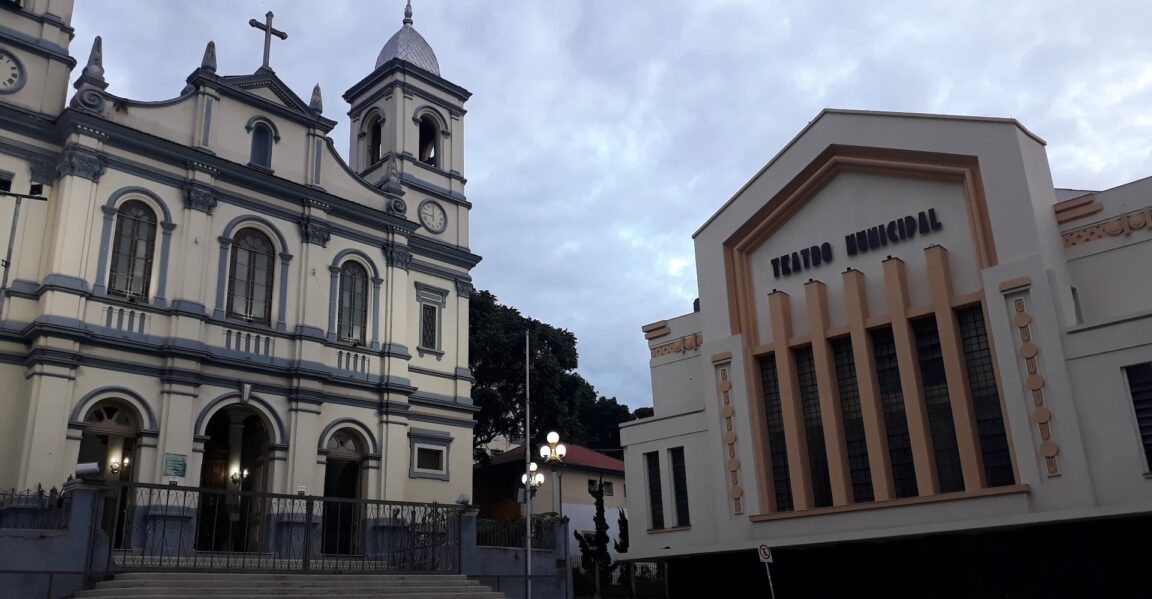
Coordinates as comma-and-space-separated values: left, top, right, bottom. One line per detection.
420, 303, 438, 349
108, 200, 157, 299
958, 306, 1014, 487
871, 327, 918, 498
913, 317, 964, 493
759, 355, 793, 511
416, 447, 443, 471
644, 451, 664, 529
832, 338, 874, 503
669, 447, 690, 527
794, 347, 833, 508
337, 262, 369, 343
226, 229, 275, 325
1127, 364, 1152, 470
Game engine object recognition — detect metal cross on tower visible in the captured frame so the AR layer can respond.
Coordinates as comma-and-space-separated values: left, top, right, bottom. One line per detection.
248, 11, 287, 70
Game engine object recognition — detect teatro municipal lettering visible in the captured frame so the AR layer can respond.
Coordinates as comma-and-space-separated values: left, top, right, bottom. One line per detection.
771, 209, 943, 279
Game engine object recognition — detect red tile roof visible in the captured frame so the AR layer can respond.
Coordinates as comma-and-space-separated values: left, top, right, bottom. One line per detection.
489, 443, 624, 473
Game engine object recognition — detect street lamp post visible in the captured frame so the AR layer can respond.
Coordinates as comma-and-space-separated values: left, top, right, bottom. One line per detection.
522, 460, 544, 598
539, 431, 567, 517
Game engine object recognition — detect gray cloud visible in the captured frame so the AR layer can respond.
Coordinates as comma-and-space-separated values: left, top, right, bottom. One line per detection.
72, 0, 1152, 408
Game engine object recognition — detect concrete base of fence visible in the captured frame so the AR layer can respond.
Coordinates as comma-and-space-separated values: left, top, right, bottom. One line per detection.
460, 509, 573, 599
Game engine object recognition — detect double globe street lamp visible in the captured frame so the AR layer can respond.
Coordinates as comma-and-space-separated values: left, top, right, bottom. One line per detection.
539, 431, 567, 517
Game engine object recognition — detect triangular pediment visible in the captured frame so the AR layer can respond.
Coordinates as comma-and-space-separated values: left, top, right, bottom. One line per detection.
189, 67, 337, 133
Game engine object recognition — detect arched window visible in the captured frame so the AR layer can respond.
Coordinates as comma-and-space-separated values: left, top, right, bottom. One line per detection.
227, 228, 275, 325
418, 115, 439, 167
337, 261, 369, 343
326, 430, 364, 457
366, 113, 384, 166
108, 200, 158, 299
250, 121, 274, 169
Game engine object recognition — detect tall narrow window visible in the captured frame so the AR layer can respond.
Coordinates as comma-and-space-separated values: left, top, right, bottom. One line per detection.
1126, 363, 1152, 470
913, 317, 964, 493
366, 114, 383, 166
872, 327, 918, 498
418, 115, 439, 166
337, 262, 369, 343
420, 303, 438, 350
759, 356, 793, 511
833, 338, 873, 503
795, 347, 833, 508
669, 447, 690, 527
226, 229, 275, 325
958, 306, 1014, 487
644, 451, 664, 529
250, 121, 273, 168
108, 200, 157, 299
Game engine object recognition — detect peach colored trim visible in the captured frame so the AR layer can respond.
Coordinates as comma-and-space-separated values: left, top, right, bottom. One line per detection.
650, 334, 703, 358
826, 324, 850, 339
748, 484, 1030, 522
843, 269, 894, 501
951, 290, 985, 307
925, 246, 986, 490
711, 352, 734, 363
751, 344, 774, 357
1063, 206, 1152, 248
722, 146, 999, 362
883, 257, 939, 495
642, 320, 671, 340
646, 525, 692, 534
864, 315, 892, 329
769, 291, 813, 511
1053, 194, 1102, 224
743, 344, 775, 515
1009, 296, 1061, 476
786, 334, 812, 348
906, 304, 934, 319
998, 277, 1032, 293
805, 281, 852, 506
713, 360, 745, 514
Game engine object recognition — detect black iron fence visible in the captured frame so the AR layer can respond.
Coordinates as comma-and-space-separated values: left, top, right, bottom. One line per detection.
102, 482, 464, 574
0, 485, 71, 530
475, 517, 558, 550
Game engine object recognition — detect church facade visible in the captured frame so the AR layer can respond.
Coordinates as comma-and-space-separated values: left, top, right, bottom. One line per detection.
0, 0, 479, 508
623, 109, 1152, 593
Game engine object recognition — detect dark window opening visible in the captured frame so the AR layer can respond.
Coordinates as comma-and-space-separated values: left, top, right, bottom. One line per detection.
913, 316, 965, 493
337, 261, 369, 343
795, 347, 833, 508
250, 122, 273, 168
420, 303, 438, 349
670, 447, 690, 527
759, 355, 793, 511
958, 305, 1015, 487
418, 116, 439, 166
366, 115, 383, 166
833, 338, 874, 503
1127, 363, 1152, 470
871, 327, 918, 498
226, 228, 275, 325
0, 176, 11, 192
108, 200, 157, 299
416, 447, 443, 471
644, 451, 664, 529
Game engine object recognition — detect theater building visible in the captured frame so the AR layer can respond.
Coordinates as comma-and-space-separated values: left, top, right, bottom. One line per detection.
622, 109, 1152, 595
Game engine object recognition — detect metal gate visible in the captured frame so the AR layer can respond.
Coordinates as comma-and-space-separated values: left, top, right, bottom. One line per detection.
101, 482, 463, 574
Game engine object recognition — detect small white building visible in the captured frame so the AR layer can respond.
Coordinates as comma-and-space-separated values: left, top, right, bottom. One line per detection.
0, 0, 479, 512
623, 109, 1152, 595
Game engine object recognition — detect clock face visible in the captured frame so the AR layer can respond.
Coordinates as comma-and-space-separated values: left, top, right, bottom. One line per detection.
0, 50, 23, 94
418, 200, 447, 234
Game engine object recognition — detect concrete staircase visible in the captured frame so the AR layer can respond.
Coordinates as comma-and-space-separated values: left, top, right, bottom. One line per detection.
73, 572, 508, 598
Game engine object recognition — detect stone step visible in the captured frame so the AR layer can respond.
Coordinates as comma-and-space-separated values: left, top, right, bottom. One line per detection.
74, 595, 507, 599
74, 573, 508, 599
77, 589, 496, 597
96, 578, 482, 588
113, 573, 471, 582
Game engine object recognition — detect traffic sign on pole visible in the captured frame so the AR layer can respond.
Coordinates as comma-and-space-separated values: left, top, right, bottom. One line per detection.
757, 544, 777, 598
758, 544, 774, 563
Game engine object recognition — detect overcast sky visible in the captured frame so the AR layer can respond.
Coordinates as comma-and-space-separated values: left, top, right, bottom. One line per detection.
71, 1, 1152, 410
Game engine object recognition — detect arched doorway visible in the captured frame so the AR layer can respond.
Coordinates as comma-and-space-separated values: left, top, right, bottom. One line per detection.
196, 407, 270, 552
322, 428, 366, 556
77, 400, 140, 549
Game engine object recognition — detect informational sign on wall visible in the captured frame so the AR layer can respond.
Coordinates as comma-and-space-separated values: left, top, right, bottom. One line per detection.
162, 453, 187, 478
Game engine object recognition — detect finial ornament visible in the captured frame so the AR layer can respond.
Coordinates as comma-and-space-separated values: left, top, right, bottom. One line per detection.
83, 36, 105, 82
201, 41, 217, 73
310, 84, 323, 113
403, 0, 413, 26
248, 11, 287, 71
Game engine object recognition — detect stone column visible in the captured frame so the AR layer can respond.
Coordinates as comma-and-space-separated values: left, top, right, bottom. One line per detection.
18, 342, 79, 489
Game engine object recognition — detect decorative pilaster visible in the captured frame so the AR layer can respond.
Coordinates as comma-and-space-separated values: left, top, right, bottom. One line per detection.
55, 146, 107, 182
767, 290, 813, 510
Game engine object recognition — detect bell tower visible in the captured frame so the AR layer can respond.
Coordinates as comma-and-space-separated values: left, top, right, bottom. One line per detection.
342, 1, 471, 245
0, 0, 77, 116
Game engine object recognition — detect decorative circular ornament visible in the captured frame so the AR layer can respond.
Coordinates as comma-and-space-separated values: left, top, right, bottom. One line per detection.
418, 200, 447, 234
1020, 342, 1039, 359
1031, 406, 1052, 424
1013, 312, 1032, 328
1040, 440, 1060, 458
729, 485, 743, 499
721, 404, 735, 418
723, 431, 737, 445
1026, 374, 1045, 391
726, 458, 740, 472
0, 50, 26, 94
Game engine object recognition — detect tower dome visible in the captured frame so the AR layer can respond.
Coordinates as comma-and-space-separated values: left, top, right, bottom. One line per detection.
376, 1, 440, 76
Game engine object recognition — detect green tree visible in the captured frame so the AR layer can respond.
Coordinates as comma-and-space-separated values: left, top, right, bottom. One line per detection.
574, 480, 614, 594
578, 395, 633, 453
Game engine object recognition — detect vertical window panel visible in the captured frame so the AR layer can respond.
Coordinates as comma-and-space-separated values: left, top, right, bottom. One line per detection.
250, 122, 273, 168
833, 338, 873, 503
108, 200, 157, 299
420, 303, 438, 349
958, 306, 1014, 487
871, 327, 918, 498
644, 451, 664, 530
338, 262, 369, 343
759, 355, 793, 512
913, 316, 964, 493
226, 229, 275, 325
669, 447, 690, 527
1127, 363, 1152, 470
794, 346, 833, 508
